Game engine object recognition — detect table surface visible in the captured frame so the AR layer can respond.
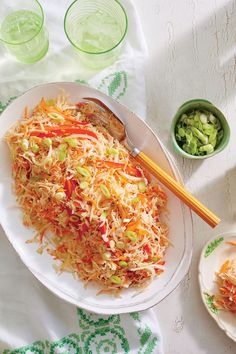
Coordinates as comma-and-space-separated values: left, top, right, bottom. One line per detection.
135, 0, 236, 353
0, 1, 235, 353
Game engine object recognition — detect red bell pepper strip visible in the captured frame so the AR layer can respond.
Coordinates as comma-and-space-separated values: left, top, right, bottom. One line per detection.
125, 166, 142, 177
143, 244, 151, 254
81, 223, 89, 233
82, 256, 92, 264
44, 124, 89, 132
30, 131, 56, 138
57, 244, 67, 253
65, 207, 73, 216
75, 233, 82, 242
99, 222, 107, 235
64, 179, 77, 199
105, 241, 110, 248
76, 102, 85, 109
155, 261, 165, 274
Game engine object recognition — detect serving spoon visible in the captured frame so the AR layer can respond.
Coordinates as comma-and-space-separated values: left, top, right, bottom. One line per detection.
83, 97, 220, 228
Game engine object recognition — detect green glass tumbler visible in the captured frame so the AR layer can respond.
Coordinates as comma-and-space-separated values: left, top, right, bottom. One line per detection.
64, 0, 128, 69
0, 0, 49, 64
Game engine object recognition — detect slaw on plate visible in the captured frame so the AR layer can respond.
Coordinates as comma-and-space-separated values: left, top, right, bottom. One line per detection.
5, 94, 169, 293
213, 242, 236, 313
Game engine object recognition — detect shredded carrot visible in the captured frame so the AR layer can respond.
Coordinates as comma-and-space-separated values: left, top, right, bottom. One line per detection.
24, 106, 28, 119
127, 220, 140, 231
213, 258, 236, 313
220, 260, 230, 273
5, 94, 169, 293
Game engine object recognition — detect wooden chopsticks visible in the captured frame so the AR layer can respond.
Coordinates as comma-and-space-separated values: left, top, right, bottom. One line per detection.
136, 151, 220, 228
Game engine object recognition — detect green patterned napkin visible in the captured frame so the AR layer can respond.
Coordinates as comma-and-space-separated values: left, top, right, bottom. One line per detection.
0, 1, 163, 353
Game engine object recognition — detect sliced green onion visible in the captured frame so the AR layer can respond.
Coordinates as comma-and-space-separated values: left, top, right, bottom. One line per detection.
199, 144, 214, 154
125, 231, 138, 242
178, 127, 185, 137
31, 144, 39, 153
59, 143, 67, 151
132, 197, 140, 204
64, 138, 77, 147
43, 138, 52, 147
116, 241, 125, 250
138, 181, 146, 193
48, 112, 64, 123
103, 252, 111, 260
199, 113, 208, 124
180, 113, 188, 122
152, 256, 160, 262
209, 114, 216, 123
210, 138, 217, 148
182, 144, 191, 154
185, 128, 193, 144
189, 138, 197, 155
101, 211, 107, 218
110, 275, 122, 285
76, 166, 90, 177
175, 133, 182, 141
55, 191, 66, 200
106, 147, 118, 155
191, 127, 208, 144
80, 181, 89, 189
44, 157, 52, 165
59, 150, 67, 162
100, 184, 111, 198
208, 130, 217, 142
110, 240, 115, 248
21, 139, 29, 151
209, 131, 217, 147
119, 261, 128, 267
186, 118, 195, 126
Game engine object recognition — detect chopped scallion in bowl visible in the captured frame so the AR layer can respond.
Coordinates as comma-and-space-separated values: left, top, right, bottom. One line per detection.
171, 99, 230, 159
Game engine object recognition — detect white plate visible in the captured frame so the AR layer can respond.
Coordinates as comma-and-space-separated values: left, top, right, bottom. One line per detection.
0, 82, 193, 314
199, 232, 236, 342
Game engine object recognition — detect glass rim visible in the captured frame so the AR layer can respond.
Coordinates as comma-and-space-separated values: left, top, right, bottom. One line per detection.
64, 0, 128, 55
0, 0, 45, 46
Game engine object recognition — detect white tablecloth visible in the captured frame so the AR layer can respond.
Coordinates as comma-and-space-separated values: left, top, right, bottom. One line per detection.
0, 1, 164, 353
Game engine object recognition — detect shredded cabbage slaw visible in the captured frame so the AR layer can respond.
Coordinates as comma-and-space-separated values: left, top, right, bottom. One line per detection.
213, 242, 236, 313
5, 95, 169, 293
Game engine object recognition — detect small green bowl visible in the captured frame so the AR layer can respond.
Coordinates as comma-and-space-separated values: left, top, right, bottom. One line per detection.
171, 99, 230, 159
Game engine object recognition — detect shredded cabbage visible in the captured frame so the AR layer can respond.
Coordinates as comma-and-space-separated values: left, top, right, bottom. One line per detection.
213, 254, 236, 313
5, 94, 169, 293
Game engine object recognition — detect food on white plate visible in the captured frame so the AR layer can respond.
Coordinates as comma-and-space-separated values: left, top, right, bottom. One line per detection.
5, 94, 169, 293
213, 243, 236, 313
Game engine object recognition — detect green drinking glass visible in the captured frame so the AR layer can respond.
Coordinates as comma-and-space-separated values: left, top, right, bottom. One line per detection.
0, 0, 49, 64
64, 0, 128, 69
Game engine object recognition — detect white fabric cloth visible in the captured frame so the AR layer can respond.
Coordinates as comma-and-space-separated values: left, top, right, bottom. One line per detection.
0, 1, 164, 353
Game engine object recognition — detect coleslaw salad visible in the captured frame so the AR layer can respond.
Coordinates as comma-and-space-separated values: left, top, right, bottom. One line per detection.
213, 242, 236, 313
5, 94, 169, 293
